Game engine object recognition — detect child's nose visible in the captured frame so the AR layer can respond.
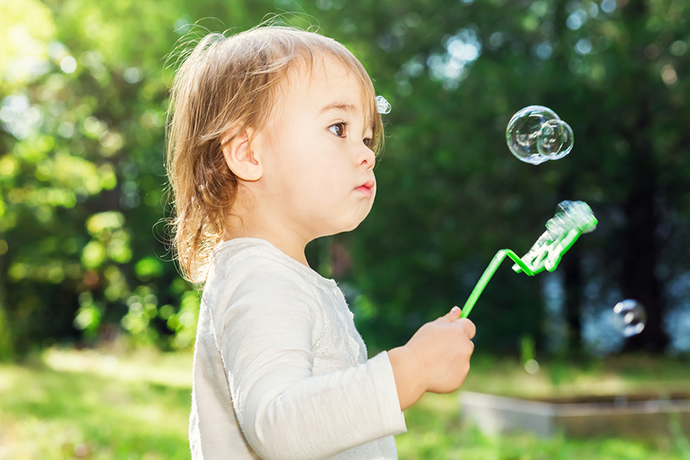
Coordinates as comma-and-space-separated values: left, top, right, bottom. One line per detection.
357, 144, 375, 170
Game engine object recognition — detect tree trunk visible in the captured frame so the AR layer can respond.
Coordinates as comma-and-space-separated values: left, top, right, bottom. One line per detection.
617, 1, 670, 353
621, 105, 669, 353
561, 244, 583, 355
557, 174, 584, 356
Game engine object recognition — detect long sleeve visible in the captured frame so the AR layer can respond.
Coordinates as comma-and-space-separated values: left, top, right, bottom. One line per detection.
213, 261, 406, 460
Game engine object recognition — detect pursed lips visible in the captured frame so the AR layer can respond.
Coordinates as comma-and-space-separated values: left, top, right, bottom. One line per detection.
355, 180, 375, 197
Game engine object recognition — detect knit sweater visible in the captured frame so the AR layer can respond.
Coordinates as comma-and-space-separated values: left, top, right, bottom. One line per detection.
189, 238, 407, 459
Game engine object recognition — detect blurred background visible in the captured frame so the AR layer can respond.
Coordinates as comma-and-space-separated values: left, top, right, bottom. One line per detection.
1, 0, 689, 458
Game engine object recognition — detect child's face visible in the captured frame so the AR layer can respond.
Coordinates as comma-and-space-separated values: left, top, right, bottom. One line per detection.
252, 55, 377, 242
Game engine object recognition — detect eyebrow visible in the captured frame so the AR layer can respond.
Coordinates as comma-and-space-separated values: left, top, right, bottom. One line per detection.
318, 102, 358, 115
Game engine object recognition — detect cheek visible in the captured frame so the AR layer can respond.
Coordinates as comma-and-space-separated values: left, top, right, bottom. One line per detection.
318, 159, 349, 191
302, 167, 339, 200
301, 144, 347, 184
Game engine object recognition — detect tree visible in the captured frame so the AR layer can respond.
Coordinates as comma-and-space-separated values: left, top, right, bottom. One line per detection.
316, 0, 689, 354
1, 0, 688, 358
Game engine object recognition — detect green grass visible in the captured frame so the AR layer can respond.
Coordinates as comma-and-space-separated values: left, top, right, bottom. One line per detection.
0, 348, 192, 460
397, 354, 690, 460
460, 354, 690, 400
398, 393, 689, 460
1, 348, 689, 459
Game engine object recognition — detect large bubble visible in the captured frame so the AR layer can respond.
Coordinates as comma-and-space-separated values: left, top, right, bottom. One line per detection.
612, 299, 647, 337
506, 105, 574, 165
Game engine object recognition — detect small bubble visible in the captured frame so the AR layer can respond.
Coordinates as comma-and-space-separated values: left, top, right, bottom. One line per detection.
537, 119, 573, 158
376, 95, 391, 114
506, 105, 574, 165
524, 359, 540, 374
612, 299, 646, 337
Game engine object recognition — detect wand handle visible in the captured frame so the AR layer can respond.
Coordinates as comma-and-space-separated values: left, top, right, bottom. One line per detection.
461, 249, 535, 319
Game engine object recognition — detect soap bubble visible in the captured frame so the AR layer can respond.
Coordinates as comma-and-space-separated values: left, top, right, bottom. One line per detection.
612, 299, 646, 337
537, 119, 574, 158
376, 95, 391, 114
506, 105, 574, 165
524, 359, 540, 375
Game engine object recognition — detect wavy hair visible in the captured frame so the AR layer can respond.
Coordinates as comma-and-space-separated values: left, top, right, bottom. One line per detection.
166, 24, 383, 283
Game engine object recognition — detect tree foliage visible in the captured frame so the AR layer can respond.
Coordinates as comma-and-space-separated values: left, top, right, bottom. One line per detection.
314, 0, 690, 354
1, 0, 688, 359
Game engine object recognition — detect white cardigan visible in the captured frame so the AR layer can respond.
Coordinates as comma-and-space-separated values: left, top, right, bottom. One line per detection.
189, 238, 406, 459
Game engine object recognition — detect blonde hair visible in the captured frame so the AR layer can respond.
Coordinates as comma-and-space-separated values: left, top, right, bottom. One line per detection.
166, 25, 384, 283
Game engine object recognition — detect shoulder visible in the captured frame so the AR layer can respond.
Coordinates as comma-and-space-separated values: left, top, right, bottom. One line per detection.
203, 238, 336, 317
210, 239, 323, 296
202, 239, 329, 337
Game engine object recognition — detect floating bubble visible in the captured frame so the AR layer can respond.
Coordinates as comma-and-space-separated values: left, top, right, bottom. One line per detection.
612, 299, 647, 337
376, 95, 391, 114
537, 119, 574, 158
506, 105, 574, 165
524, 359, 540, 375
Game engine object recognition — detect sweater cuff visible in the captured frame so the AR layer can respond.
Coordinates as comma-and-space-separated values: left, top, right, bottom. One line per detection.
373, 351, 407, 435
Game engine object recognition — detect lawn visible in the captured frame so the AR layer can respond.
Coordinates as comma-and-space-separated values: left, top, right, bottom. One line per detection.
0, 347, 688, 459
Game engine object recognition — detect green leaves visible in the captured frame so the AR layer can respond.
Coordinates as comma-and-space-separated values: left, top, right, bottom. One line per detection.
1, 0, 688, 357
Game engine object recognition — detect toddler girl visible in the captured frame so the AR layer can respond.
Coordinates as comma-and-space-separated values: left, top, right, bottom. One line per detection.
166, 24, 476, 460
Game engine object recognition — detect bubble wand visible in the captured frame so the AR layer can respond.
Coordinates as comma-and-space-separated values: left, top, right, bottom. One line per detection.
461, 201, 597, 319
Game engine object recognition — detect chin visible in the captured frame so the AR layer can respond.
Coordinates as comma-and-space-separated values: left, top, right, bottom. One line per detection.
342, 216, 368, 233
324, 209, 371, 236
322, 220, 362, 237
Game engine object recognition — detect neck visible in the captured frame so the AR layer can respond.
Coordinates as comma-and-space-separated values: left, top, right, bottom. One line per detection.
223, 211, 311, 267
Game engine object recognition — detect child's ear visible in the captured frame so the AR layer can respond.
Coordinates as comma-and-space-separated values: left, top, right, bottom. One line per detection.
222, 130, 262, 181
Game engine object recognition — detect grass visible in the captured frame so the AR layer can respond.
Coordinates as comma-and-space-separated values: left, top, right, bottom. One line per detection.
462, 354, 690, 399
398, 394, 689, 460
0, 348, 192, 460
0, 347, 689, 459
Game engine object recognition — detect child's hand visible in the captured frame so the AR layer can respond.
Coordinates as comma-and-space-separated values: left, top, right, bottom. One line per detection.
388, 306, 476, 411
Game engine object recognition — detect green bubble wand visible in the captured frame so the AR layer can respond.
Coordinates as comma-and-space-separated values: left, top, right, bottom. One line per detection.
461, 201, 598, 319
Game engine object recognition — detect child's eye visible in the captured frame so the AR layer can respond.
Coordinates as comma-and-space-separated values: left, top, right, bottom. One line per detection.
328, 123, 347, 138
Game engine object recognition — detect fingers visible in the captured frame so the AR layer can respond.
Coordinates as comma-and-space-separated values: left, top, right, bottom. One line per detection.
458, 318, 477, 340
442, 306, 462, 322
441, 307, 476, 339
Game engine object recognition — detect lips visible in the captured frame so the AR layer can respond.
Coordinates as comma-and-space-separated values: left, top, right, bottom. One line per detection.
355, 180, 375, 196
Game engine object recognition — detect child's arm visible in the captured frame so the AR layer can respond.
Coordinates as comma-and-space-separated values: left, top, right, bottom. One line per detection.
388, 306, 476, 410
214, 264, 406, 460
211, 260, 473, 459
